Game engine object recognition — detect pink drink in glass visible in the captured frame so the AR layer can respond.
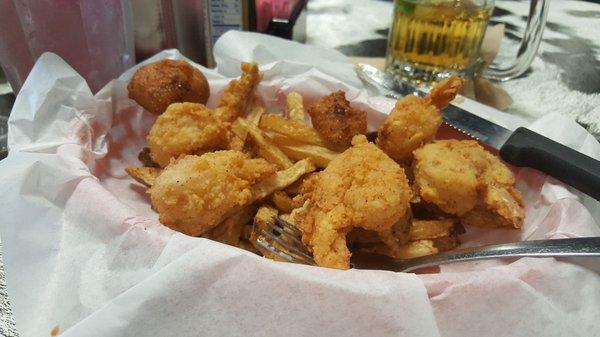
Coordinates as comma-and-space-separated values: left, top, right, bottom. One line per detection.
0, 0, 135, 93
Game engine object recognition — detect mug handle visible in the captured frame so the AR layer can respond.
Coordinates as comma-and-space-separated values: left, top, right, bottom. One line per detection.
483, 0, 552, 81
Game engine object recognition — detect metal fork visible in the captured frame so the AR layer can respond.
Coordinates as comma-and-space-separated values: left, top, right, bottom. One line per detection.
251, 216, 600, 272
252, 215, 316, 265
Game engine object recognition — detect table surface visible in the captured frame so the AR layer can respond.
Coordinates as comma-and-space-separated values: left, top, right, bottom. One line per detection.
1, 1, 599, 336
306, 0, 600, 138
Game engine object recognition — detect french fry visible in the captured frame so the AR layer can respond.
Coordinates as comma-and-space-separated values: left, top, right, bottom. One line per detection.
271, 191, 302, 214
251, 159, 316, 200
138, 147, 159, 167
349, 219, 453, 246
239, 118, 293, 169
278, 213, 295, 224
203, 206, 256, 246
229, 118, 249, 151
253, 205, 279, 232
276, 143, 339, 168
247, 105, 265, 125
125, 166, 162, 187
251, 206, 307, 262
409, 219, 455, 240
460, 205, 520, 229
259, 114, 329, 147
286, 92, 306, 123
251, 205, 287, 261
397, 240, 439, 259
348, 212, 411, 246
231, 118, 248, 138
360, 240, 438, 259
432, 235, 459, 252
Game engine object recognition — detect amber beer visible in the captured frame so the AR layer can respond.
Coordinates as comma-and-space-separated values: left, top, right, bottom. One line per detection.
386, 0, 492, 83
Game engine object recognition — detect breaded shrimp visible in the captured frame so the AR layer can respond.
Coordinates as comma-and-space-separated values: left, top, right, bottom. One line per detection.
307, 91, 367, 149
377, 76, 464, 162
150, 151, 277, 236
214, 62, 263, 122
147, 103, 230, 167
147, 62, 262, 167
413, 140, 524, 229
458, 141, 525, 229
292, 135, 412, 269
412, 140, 479, 215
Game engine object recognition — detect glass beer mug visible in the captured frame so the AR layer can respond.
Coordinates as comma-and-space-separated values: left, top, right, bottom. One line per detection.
385, 0, 551, 83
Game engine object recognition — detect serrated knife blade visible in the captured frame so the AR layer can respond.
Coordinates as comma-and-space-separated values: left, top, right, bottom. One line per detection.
354, 63, 600, 201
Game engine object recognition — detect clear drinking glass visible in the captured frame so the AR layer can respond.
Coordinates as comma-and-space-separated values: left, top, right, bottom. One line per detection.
0, 0, 135, 93
385, 0, 551, 84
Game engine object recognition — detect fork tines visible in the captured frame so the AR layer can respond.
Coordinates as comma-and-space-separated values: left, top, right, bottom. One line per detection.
253, 215, 315, 265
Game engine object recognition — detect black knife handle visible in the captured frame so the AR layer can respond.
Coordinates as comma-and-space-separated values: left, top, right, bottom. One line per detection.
500, 127, 600, 201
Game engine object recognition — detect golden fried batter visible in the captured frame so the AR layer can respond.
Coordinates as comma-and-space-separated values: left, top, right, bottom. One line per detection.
307, 91, 367, 149
147, 103, 230, 167
202, 206, 257, 246
150, 151, 277, 236
147, 63, 263, 167
427, 76, 465, 110
377, 76, 464, 162
128, 59, 210, 115
215, 62, 262, 122
413, 140, 479, 215
292, 135, 412, 269
413, 140, 524, 228
459, 143, 525, 229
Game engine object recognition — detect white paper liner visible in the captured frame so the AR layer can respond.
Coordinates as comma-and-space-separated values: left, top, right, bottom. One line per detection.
1, 31, 599, 337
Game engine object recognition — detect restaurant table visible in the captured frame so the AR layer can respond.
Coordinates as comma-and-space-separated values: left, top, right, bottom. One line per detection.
0, 0, 599, 335
307, 0, 600, 138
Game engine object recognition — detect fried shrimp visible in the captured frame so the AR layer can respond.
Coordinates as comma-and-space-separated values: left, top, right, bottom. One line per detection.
307, 91, 367, 149
128, 59, 210, 115
292, 135, 412, 269
412, 140, 479, 215
129, 61, 527, 268
413, 139, 524, 229
377, 76, 464, 162
215, 62, 263, 122
147, 62, 262, 167
150, 151, 277, 236
147, 103, 230, 167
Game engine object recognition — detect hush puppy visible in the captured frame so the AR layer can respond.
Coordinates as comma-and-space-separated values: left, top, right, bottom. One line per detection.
128, 59, 210, 115
307, 91, 367, 149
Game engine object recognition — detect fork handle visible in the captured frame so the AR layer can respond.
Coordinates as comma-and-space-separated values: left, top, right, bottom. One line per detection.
352, 238, 600, 272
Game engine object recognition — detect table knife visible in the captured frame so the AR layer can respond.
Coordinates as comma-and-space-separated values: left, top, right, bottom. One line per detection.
354, 63, 600, 201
